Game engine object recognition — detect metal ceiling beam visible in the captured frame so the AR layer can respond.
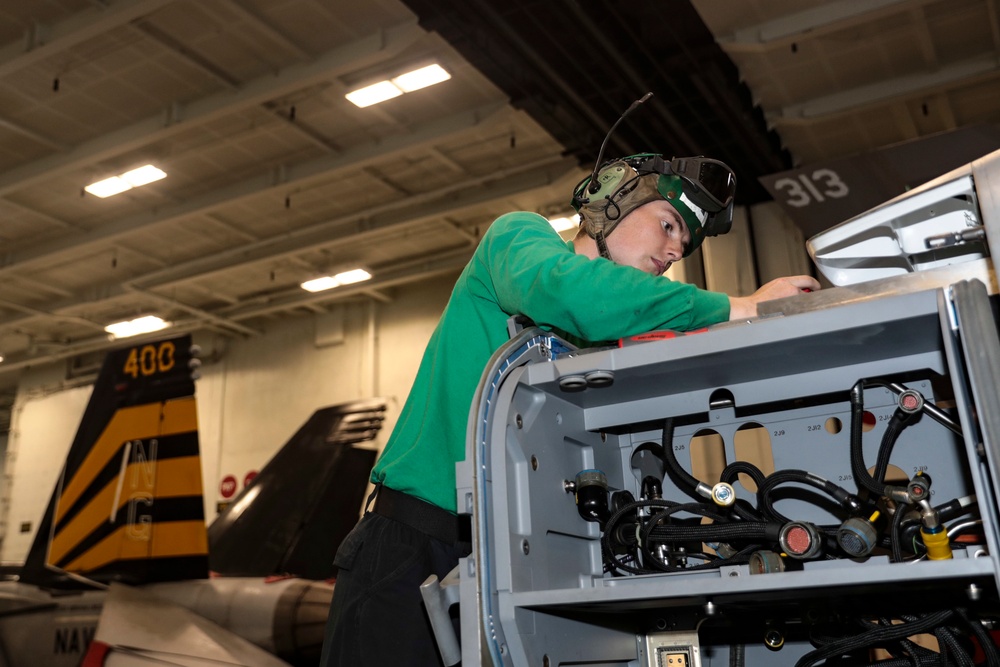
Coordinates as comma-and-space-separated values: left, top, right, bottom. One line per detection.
0, 116, 64, 151
559, 1, 701, 153
123, 285, 260, 336
217, 0, 311, 61
362, 289, 393, 303
0, 297, 106, 331
7, 274, 73, 299
130, 155, 577, 289
0, 155, 578, 333
452, 0, 612, 150
718, 0, 926, 52
0, 246, 475, 377
220, 246, 474, 320
443, 219, 479, 245
402, 0, 788, 199
906, 5, 938, 66
0, 99, 507, 275
0, 22, 422, 197
771, 53, 1000, 122
132, 21, 241, 89
991, 0, 1000, 52
266, 108, 341, 153
0, 0, 174, 78
0, 198, 84, 231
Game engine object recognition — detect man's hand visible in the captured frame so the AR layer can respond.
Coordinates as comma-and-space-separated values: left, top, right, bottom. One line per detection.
728, 275, 821, 320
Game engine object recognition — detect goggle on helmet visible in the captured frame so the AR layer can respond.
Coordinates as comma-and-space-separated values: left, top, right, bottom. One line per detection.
570, 154, 737, 257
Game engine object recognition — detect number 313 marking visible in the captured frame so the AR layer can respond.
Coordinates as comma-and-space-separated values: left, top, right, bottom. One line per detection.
774, 169, 849, 207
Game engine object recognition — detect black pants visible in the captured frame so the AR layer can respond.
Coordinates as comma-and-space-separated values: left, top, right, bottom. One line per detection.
319, 512, 465, 666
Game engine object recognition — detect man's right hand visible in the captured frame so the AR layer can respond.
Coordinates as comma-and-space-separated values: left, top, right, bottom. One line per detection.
728, 275, 821, 320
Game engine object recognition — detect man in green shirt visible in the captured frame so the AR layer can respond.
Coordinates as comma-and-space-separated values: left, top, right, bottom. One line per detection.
320, 154, 820, 666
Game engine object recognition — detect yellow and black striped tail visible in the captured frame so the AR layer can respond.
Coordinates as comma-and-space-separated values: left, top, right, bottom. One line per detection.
21, 335, 208, 587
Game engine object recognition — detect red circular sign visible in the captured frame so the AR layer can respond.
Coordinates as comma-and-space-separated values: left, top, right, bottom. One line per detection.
244, 470, 258, 488
220, 474, 238, 499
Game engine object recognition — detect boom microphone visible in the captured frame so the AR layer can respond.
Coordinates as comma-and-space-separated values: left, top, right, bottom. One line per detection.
587, 92, 654, 195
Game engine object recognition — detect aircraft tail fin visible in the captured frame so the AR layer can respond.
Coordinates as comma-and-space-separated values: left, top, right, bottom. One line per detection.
20, 335, 207, 588
208, 399, 386, 579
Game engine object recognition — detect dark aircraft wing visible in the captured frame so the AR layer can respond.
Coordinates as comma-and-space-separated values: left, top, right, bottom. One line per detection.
19, 335, 207, 588
208, 399, 385, 580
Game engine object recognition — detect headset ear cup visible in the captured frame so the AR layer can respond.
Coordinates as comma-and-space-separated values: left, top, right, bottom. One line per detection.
571, 174, 594, 210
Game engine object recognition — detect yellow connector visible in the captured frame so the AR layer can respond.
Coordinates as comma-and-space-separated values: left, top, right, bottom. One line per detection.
921, 526, 952, 560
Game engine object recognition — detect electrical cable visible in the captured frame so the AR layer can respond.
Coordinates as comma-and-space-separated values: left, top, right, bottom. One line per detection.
756, 469, 857, 524
601, 498, 681, 575
795, 610, 955, 667
934, 624, 974, 667
585, 93, 653, 196
661, 417, 706, 502
955, 607, 1000, 667
647, 520, 780, 544
639, 501, 731, 570
873, 411, 909, 486
728, 643, 745, 667
721, 460, 766, 490
873, 616, 935, 667
720, 463, 767, 521
601, 496, 771, 574
890, 501, 910, 562
850, 380, 890, 497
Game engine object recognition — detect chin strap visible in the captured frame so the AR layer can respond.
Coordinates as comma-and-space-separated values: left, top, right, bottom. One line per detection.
596, 231, 613, 261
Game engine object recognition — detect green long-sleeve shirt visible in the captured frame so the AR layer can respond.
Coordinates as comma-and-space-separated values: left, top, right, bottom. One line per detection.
371, 211, 730, 512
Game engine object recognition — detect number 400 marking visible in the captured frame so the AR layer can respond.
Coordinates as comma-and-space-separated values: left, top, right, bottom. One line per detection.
123, 341, 176, 378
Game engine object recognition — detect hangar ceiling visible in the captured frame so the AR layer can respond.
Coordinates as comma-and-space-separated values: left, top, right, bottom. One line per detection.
1, 0, 999, 406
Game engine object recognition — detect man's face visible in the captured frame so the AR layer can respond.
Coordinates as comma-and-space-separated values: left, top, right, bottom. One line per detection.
605, 200, 692, 276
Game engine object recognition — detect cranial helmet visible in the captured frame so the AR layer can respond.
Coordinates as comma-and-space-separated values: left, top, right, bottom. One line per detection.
570, 154, 737, 258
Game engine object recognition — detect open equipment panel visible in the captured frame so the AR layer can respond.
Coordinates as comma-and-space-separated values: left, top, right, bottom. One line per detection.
422, 149, 1000, 666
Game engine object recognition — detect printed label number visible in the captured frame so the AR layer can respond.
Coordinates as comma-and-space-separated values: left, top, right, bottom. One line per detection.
123, 341, 176, 378
774, 169, 849, 208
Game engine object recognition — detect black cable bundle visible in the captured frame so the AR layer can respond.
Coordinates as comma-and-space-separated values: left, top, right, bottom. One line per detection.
603, 382, 976, 573
795, 609, 1000, 667
600, 497, 766, 575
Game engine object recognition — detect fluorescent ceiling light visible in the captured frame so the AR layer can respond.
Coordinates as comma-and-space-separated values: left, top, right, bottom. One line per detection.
301, 276, 342, 292
86, 164, 167, 198
334, 268, 372, 285
346, 81, 403, 108
548, 216, 579, 233
85, 176, 132, 198
105, 315, 170, 338
392, 64, 451, 92
301, 268, 373, 293
346, 64, 450, 107
122, 164, 166, 186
